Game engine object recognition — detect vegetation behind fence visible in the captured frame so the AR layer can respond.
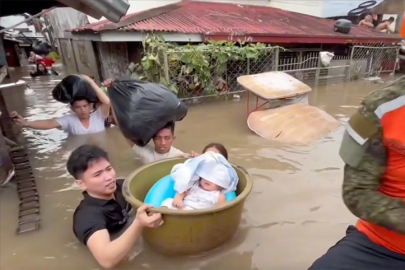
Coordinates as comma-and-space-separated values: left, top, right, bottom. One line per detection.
130, 35, 400, 101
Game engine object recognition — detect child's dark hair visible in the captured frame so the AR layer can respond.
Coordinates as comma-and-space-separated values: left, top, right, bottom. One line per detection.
202, 143, 228, 160
70, 98, 91, 106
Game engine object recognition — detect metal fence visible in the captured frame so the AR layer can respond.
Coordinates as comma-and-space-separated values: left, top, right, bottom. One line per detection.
350, 45, 399, 79
162, 45, 400, 101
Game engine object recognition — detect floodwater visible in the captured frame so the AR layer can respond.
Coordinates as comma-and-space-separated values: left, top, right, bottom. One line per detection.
0, 67, 395, 270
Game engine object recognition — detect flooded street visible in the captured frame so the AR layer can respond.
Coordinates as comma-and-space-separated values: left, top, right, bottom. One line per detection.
0, 67, 393, 270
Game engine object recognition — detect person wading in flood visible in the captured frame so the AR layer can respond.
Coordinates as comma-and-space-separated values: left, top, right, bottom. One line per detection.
124, 121, 185, 164
308, 77, 405, 269
100, 79, 196, 164
10, 75, 111, 135
68, 145, 163, 269
103, 79, 184, 163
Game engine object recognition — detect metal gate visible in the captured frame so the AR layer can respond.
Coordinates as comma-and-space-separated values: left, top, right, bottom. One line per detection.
71, 40, 101, 83
350, 45, 400, 78
58, 38, 78, 74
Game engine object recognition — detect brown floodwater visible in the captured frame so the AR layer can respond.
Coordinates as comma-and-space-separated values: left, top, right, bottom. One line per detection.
0, 67, 396, 270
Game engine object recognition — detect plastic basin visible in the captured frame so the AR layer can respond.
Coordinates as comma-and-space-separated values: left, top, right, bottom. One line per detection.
122, 157, 253, 256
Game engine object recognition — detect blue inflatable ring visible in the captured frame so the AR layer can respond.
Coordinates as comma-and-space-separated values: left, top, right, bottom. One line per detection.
144, 175, 237, 207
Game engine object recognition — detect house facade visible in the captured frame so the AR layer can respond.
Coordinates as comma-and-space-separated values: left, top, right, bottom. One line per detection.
61, 0, 401, 94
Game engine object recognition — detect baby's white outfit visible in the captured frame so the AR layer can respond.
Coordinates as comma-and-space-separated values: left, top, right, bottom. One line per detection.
160, 151, 239, 211
161, 183, 220, 210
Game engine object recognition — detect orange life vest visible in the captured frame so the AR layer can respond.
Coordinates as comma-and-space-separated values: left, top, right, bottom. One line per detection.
356, 102, 405, 254
400, 11, 405, 37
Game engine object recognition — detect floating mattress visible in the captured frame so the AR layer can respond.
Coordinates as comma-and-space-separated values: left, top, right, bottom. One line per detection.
247, 103, 341, 145
237, 71, 312, 100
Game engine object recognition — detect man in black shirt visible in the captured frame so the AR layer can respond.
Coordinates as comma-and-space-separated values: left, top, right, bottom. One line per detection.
68, 145, 163, 269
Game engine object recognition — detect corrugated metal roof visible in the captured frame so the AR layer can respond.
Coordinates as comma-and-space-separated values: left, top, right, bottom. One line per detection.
68, 1, 401, 44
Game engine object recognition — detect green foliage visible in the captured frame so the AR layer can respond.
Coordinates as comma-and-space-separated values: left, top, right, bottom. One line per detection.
133, 34, 276, 96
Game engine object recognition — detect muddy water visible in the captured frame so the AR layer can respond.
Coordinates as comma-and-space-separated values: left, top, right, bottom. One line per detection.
0, 68, 395, 270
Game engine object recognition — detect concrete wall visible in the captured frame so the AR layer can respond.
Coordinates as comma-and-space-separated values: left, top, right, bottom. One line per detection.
46, 8, 89, 38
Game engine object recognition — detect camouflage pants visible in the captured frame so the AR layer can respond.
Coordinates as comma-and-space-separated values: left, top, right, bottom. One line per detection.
308, 226, 405, 270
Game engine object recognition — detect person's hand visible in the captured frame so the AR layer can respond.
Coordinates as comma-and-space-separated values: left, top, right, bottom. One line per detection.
180, 151, 199, 158
10, 111, 28, 127
172, 196, 184, 209
135, 204, 163, 228
101, 79, 113, 89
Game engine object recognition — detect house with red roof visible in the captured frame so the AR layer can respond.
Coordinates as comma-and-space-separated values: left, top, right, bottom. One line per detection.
62, 1, 401, 96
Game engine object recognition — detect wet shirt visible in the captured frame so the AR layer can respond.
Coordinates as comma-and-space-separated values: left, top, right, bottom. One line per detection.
55, 107, 107, 135
132, 144, 183, 164
73, 179, 132, 245
340, 76, 405, 255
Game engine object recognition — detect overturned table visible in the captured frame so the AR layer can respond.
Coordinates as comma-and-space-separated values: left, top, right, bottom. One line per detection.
237, 71, 341, 145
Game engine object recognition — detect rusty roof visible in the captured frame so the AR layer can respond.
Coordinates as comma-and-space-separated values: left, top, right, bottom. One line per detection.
68, 1, 401, 44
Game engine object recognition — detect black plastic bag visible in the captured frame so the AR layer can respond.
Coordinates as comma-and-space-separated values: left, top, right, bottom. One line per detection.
109, 80, 188, 146
32, 41, 50, 55
52, 75, 98, 104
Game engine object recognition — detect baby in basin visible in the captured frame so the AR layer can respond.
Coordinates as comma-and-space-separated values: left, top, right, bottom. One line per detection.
161, 151, 238, 210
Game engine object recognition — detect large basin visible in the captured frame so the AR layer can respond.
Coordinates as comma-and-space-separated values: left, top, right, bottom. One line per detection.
122, 158, 252, 256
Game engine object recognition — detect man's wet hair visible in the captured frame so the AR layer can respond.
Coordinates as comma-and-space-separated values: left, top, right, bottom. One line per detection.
203, 142, 228, 160
154, 121, 175, 138
70, 98, 90, 106
67, 145, 109, 179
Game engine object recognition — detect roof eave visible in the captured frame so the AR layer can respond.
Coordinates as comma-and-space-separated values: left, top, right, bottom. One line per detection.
204, 33, 402, 44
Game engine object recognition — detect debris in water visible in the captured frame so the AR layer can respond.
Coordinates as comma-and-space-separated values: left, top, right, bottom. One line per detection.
247, 103, 341, 145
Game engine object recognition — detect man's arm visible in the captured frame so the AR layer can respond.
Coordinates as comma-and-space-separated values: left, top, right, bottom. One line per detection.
76, 205, 162, 269
11, 111, 64, 130
340, 108, 405, 234
87, 220, 144, 269
24, 119, 61, 130
358, 20, 373, 28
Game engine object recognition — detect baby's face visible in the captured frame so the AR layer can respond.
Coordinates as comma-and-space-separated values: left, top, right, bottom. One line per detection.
200, 178, 221, 191
204, 147, 220, 154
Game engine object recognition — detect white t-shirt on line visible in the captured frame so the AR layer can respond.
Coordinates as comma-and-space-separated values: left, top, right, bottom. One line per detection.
132, 144, 183, 164
55, 108, 107, 135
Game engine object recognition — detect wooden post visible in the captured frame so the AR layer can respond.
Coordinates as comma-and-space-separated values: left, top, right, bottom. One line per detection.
0, 110, 13, 186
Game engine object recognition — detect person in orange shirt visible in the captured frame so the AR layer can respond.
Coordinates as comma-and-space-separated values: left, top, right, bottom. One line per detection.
308, 76, 405, 269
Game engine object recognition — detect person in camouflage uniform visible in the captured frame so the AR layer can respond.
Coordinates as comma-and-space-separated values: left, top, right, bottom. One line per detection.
308, 76, 405, 269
